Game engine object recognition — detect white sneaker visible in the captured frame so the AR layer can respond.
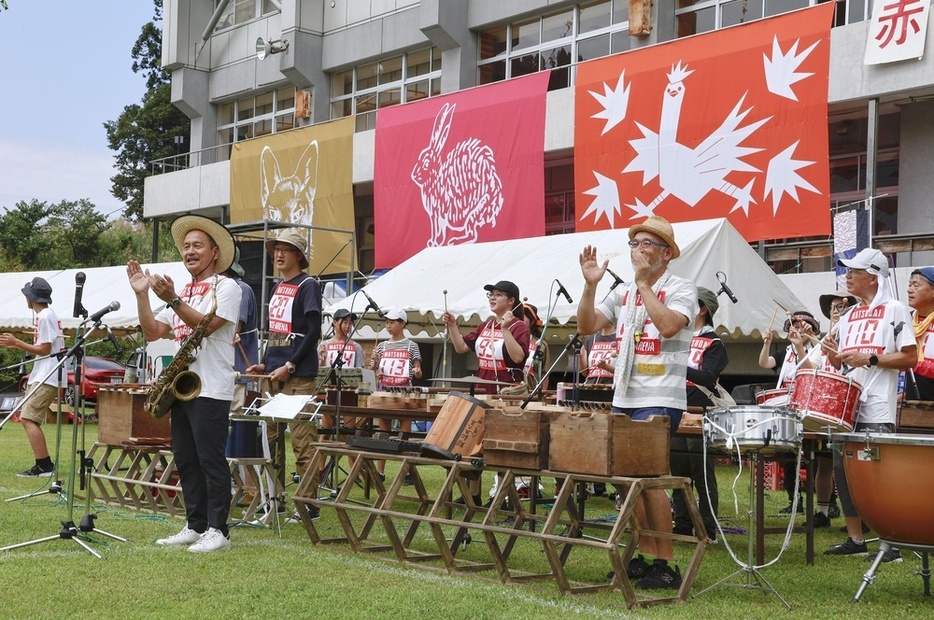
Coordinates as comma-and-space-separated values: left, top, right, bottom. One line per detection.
156, 526, 203, 546
188, 527, 231, 553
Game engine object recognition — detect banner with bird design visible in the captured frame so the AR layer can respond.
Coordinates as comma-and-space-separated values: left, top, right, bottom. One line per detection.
373, 72, 549, 269
574, 3, 834, 242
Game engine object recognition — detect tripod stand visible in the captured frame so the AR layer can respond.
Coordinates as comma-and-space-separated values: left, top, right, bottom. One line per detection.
1, 318, 127, 558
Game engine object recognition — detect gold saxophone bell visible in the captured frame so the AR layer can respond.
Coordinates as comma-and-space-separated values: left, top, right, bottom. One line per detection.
172, 370, 202, 402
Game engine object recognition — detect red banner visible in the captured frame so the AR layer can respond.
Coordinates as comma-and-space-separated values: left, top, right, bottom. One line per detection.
374, 72, 549, 268
574, 4, 834, 241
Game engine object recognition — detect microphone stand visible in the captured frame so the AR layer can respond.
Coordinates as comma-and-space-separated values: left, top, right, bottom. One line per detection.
1, 318, 127, 558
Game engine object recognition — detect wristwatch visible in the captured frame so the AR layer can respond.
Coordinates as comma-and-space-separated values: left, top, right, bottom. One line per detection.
868, 354, 879, 367
285, 361, 297, 374
169, 297, 182, 310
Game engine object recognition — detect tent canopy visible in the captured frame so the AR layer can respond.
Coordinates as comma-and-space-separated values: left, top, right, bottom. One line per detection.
0, 262, 191, 337
327, 218, 805, 342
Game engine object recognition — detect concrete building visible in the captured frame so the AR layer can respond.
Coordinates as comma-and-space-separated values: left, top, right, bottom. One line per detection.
148, 0, 934, 381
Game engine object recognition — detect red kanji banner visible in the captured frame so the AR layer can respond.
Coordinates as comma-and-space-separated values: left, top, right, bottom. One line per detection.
574, 4, 834, 241
374, 72, 549, 268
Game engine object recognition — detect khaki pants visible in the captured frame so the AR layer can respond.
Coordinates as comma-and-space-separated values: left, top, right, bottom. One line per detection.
265, 376, 318, 489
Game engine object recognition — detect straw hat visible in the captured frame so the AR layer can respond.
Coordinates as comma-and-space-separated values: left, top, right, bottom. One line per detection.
628, 215, 680, 259
170, 215, 235, 274
264, 231, 310, 270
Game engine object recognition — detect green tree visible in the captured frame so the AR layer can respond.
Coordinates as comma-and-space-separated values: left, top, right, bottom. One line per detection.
104, 0, 189, 221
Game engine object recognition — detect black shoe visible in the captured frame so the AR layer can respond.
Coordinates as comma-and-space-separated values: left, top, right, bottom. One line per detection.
452, 494, 483, 506
626, 554, 652, 579
828, 498, 841, 519
673, 525, 693, 537
866, 547, 902, 564
17, 463, 55, 477
838, 522, 871, 534
813, 512, 831, 528
824, 537, 868, 556
403, 473, 415, 486
635, 561, 683, 590
779, 498, 802, 514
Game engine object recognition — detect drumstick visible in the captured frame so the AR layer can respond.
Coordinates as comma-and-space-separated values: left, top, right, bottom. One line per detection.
235, 372, 275, 380
442, 289, 449, 381
766, 306, 779, 334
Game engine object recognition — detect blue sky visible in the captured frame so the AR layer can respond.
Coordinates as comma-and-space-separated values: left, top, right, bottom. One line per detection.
0, 1, 156, 218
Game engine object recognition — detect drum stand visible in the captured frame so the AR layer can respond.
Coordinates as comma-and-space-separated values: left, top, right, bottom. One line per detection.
855, 541, 933, 602
695, 449, 793, 610
2, 321, 127, 558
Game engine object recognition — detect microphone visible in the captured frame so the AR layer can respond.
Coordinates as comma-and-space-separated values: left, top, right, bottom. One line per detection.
88, 301, 120, 323
360, 290, 385, 317
104, 326, 123, 355
605, 267, 625, 290
73, 272, 87, 319
555, 279, 574, 304
716, 271, 738, 304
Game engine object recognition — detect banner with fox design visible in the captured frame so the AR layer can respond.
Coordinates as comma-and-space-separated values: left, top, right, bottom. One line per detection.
373, 72, 549, 268
574, 3, 834, 242
230, 117, 355, 275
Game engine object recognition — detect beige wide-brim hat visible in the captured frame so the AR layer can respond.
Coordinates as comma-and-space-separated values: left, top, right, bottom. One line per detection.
264, 230, 310, 270
628, 215, 680, 259
818, 291, 858, 319
171, 215, 235, 274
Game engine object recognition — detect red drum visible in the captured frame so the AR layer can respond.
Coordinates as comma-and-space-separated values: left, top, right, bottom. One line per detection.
790, 369, 862, 433
838, 432, 934, 546
755, 388, 790, 406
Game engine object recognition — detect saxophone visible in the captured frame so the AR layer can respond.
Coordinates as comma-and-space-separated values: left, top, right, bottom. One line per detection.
146, 284, 218, 419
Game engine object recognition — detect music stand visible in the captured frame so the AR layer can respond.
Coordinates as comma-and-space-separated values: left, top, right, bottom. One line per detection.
2, 319, 127, 558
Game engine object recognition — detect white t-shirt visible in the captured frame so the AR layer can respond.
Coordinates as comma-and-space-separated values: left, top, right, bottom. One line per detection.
29, 307, 65, 388
155, 275, 241, 401
835, 299, 915, 424
596, 272, 697, 410
777, 343, 812, 388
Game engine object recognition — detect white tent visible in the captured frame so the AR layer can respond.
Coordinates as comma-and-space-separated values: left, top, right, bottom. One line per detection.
0, 262, 191, 337
326, 218, 805, 342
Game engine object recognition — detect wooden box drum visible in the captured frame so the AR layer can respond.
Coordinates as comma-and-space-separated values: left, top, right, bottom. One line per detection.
790, 369, 862, 433
705, 406, 801, 454
837, 432, 934, 546
97, 385, 171, 446
755, 388, 790, 406
421, 391, 488, 460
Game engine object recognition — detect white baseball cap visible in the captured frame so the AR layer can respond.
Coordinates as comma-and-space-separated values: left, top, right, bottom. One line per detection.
837, 248, 889, 278
384, 308, 408, 323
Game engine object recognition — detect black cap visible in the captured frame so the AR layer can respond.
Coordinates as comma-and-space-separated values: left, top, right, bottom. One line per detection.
483, 280, 520, 303
22, 277, 53, 304
333, 308, 357, 321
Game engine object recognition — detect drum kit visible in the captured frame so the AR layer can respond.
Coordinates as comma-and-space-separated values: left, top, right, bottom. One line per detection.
698, 369, 864, 609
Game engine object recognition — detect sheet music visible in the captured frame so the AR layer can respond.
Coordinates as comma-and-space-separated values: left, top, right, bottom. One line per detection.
256, 393, 321, 420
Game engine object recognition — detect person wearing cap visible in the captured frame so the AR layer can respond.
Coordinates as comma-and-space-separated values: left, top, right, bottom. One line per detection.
0, 277, 64, 477
823, 248, 916, 557
127, 215, 242, 553
441, 280, 530, 392
225, 246, 258, 416
670, 287, 727, 543
246, 230, 322, 522
577, 215, 697, 591
906, 266, 934, 400
319, 308, 365, 439
368, 308, 423, 480
759, 309, 820, 513
795, 290, 857, 528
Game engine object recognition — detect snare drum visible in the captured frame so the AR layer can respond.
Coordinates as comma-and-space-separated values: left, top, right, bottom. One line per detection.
790, 369, 862, 433
227, 419, 263, 458
755, 388, 790, 406
705, 406, 801, 454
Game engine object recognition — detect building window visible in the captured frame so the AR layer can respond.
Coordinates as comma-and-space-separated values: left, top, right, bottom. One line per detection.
216, 86, 297, 149
675, 1, 866, 38
216, 0, 278, 30
329, 48, 443, 131
478, 1, 631, 90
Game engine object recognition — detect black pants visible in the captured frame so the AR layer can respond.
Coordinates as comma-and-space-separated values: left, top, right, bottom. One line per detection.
670, 435, 719, 536
172, 397, 232, 536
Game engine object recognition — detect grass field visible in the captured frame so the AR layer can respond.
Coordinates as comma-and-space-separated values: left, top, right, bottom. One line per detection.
0, 420, 929, 619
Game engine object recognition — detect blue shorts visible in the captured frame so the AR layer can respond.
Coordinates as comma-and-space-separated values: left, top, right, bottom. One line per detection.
612, 406, 683, 437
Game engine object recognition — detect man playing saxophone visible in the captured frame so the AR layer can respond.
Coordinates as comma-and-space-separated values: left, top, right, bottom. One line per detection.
126, 215, 242, 553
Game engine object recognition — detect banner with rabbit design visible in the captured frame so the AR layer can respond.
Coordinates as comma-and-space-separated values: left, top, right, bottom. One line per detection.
229, 117, 355, 275
574, 3, 833, 243
374, 72, 549, 268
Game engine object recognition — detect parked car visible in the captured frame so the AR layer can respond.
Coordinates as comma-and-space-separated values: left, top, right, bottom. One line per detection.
19, 356, 126, 405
